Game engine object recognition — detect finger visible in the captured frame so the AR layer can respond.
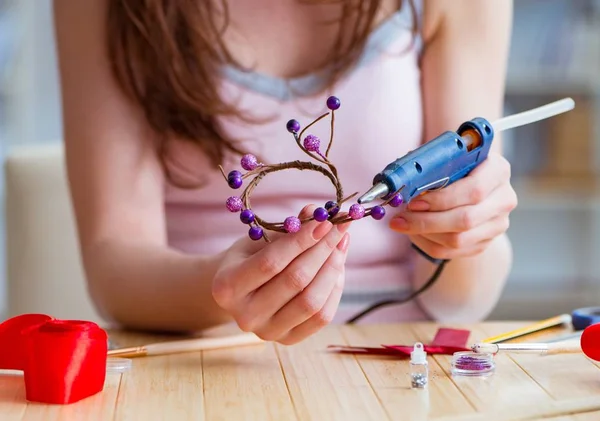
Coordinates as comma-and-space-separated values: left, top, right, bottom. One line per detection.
390, 182, 514, 235
275, 241, 348, 345
240, 225, 350, 333
227, 208, 335, 297
420, 215, 510, 249
407, 154, 511, 212
410, 234, 493, 260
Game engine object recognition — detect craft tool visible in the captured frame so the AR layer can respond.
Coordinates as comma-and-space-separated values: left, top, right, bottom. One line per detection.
478, 313, 572, 344
357, 97, 575, 205
571, 306, 600, 330
471, 340, 582, 355
107, 332, 263, 358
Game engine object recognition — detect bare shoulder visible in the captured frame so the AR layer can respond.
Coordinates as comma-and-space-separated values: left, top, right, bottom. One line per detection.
421, 0, 513, 44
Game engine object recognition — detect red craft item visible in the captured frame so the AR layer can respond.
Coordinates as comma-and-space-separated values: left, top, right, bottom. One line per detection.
328, 327, 471, 357
0, 313, 108, 404
581, 323, 600, 362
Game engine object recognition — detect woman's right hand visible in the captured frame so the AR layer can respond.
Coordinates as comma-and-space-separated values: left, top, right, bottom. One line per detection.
212, 206, 351, 345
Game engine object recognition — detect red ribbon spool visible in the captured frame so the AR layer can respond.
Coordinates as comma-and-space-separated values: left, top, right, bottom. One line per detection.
0, 314, 108, 404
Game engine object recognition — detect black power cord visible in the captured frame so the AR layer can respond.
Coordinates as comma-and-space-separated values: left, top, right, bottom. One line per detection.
344, 245, 449, 324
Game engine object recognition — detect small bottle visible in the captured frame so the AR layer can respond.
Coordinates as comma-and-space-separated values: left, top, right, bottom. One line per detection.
410, 342, 428, 389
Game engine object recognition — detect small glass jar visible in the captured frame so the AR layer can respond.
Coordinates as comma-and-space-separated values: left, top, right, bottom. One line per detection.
410, 342, 428, 388
451, 351, 495, 377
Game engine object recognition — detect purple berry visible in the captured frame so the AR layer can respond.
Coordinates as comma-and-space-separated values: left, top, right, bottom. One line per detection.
325, 201, 337, 210
349, 203, 365, 220
240, 154, 259, 171
370, 205, 386, 220
226, 196, 243, 212
326, 96, 340, 110
313, 207, 329, 222
303, 134, 320, 152
228, 176, 242, 189
248, 226, 263, 241
227, 170, 242, 180
286, 119, 301, 133
389, 194, 403, 207
240, 209, 255, 224
283, 216, 301, 233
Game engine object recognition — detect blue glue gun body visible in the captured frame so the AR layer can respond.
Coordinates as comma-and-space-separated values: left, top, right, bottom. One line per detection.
373, 117, 495, 203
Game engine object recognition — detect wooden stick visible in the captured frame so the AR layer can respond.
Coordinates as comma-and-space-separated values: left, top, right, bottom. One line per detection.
107, 332, 264, 358
432, 397, 600, 421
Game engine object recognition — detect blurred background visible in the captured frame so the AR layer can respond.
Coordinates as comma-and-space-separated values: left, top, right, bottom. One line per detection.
0, 0, 598, 323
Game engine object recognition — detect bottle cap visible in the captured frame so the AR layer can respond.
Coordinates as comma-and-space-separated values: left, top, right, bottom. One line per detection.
410, 342, 427, 364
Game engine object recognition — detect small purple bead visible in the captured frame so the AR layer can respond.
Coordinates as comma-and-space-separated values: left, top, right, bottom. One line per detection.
303, 134, 320, 152
286, 119, 301, 133
326, 96, 341, 110
325, 201, 337, 210
228, 176, 243, 189
226, 196, 243, 212
324, 201, 339, 217
349, 203, 365, 220
240, 154, 259, 171
313, 207, 329, 222
227, 170, 242, 180
248, 226, 263, 241
283, 216, 301, 233
389, 194, 403, 207
240, 209, 255, 224
370, 205, 386, 220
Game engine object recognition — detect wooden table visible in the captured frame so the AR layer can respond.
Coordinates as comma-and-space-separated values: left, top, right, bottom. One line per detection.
1, 322, 599, 420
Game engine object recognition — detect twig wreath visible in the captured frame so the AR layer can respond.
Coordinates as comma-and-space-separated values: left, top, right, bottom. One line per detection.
219, 96, 404, 242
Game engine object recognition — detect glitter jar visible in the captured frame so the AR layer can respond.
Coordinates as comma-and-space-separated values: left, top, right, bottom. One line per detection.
451, 351, 495, 377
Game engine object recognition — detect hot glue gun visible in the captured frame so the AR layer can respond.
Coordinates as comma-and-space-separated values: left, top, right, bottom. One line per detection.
358, 98, 575, 207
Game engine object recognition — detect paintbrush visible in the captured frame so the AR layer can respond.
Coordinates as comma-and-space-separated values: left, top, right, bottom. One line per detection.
107, 332, 263, 358
479, 313, 572, 344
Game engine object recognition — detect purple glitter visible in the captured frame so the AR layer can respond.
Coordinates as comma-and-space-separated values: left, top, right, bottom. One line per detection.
313, 207, 329, 222
453, 356, 494, 371
326, 96, 341, 110
303, 134, 321, 152
241, 154, 259, 171
349, 204, 365, 220
389, 194, 403, 207
284, 216, 302, 233
226, 196, 243, 212
248, 226, 263, 241
370, 205, 386, 220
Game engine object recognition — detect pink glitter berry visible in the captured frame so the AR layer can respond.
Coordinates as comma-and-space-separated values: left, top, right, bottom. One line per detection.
303, 134, 321, 152
241, 154, 259, 171
226, 196, 243, 212
349, 204, 365, 220
283, 216, 301, 233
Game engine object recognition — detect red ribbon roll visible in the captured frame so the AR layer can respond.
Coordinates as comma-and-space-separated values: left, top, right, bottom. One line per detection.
0, 314, 107, 404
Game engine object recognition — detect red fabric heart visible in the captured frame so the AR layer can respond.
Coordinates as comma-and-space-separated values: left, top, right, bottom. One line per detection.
0, 314, 108, 404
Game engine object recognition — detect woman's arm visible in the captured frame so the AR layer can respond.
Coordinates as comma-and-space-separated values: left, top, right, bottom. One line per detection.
411, 0, 515, 321
53, 0, 231, 332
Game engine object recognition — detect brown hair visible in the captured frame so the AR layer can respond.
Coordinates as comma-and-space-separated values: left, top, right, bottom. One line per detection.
106, 0, 414, 181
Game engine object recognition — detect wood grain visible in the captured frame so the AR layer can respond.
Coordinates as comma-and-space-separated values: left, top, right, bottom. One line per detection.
1, 322, 598, 421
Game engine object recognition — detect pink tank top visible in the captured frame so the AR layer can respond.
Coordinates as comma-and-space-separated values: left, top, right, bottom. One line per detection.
163, 2, 430, 323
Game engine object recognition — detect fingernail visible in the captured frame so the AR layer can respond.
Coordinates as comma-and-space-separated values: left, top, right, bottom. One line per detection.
313, 221, 333, 240
409, 200, 429, 211
337, 233, 350, 252
389, 217, 408, 231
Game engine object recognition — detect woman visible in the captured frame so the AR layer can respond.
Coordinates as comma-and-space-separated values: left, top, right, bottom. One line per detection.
53, 0, 516, 344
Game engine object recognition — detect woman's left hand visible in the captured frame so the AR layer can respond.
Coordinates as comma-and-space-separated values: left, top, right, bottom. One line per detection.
389, 153, 518, 260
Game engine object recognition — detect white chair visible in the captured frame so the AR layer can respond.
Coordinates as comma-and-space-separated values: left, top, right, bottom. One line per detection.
4, 142, 106, 324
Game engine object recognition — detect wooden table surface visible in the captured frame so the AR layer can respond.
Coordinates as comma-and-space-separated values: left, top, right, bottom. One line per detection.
1, 321, 599, 420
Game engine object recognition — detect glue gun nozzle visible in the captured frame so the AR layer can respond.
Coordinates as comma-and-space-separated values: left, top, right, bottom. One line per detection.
357, 183, 389, 204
